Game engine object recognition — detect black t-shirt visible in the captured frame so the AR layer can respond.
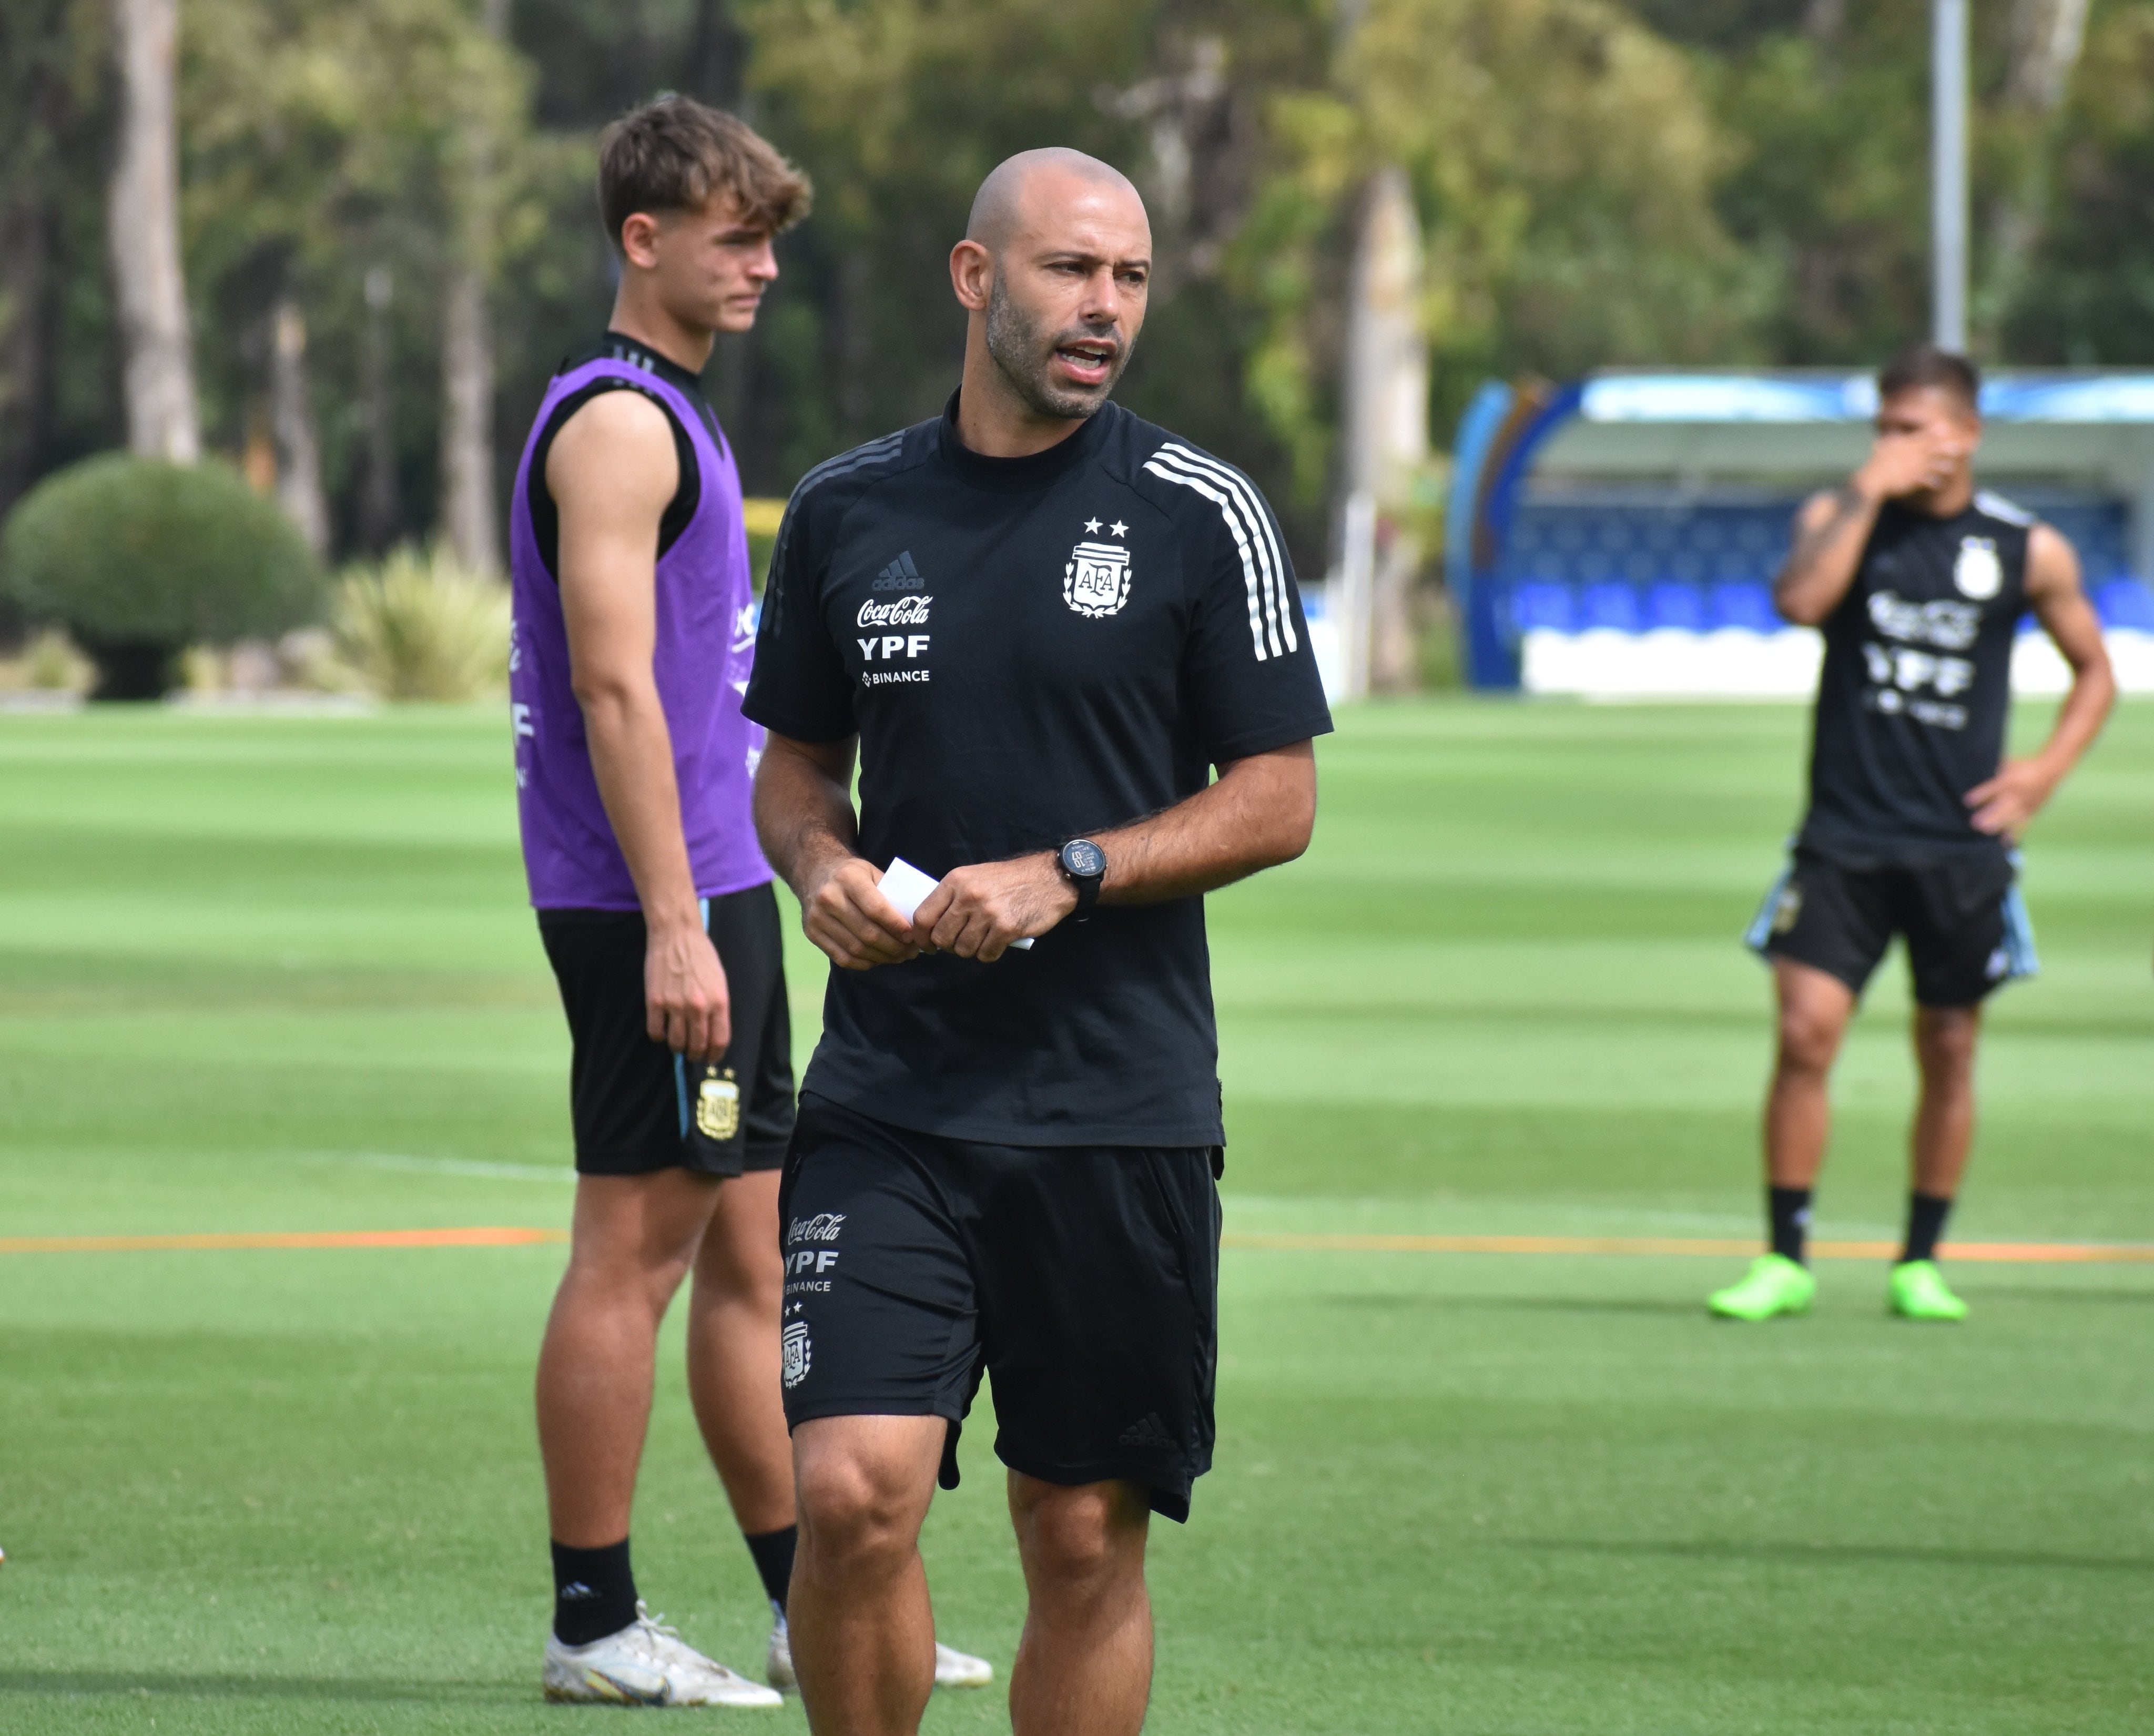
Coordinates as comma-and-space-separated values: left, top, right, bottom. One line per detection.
744, 395, 1334, 1146
1800, 491, 2035, 863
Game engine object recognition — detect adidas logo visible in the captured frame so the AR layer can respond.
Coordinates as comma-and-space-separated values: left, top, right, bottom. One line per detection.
1116, 1412, 1175, 1450
872, 551, 924, 591
558, 1580, 598, 1601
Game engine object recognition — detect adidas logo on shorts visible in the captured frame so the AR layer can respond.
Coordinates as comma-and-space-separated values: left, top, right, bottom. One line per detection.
1116, 1412, 1175, 1450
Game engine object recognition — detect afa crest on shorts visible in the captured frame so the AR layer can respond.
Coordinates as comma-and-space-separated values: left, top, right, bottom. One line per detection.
695, 1067, 740, 1141
1064, 541, 1132, 617
781, 1319, 811, 1388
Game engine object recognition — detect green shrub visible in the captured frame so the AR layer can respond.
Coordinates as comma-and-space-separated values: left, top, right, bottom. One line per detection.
15, 627, 93, 693
329, 544, 509, 701
0, 455, 320, 698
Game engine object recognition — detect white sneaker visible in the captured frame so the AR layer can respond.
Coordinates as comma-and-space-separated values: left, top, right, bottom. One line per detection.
544, 1601, 785, 1707
761, 1618, 993, 1694
934, 1640, 994, 1689
765, 1615, 797, 1693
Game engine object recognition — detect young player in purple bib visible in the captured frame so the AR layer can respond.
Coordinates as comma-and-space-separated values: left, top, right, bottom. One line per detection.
508, 95, 993, 1708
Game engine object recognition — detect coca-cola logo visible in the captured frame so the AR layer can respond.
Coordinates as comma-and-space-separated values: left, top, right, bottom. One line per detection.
857, 594, 932, 628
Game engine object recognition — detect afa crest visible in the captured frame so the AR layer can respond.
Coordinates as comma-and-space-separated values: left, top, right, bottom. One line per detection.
696, 1068, 740, 1141
781, 1319, 812, 1388
1064, 541, 1132, 617
1771, 885, 1803, 935
1954, 536, 2003, 601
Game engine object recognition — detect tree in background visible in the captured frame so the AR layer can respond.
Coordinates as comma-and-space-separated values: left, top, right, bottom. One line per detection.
1238, 0, 1765, 505
180, 0, 544, 561
439, 0, 512, 574
109, 0, 201, 461
10, 0, 2154, 610
1979, 0, 2091, 348
738, 1, 1336, 561
268, 300, 328, 553
741, 0, 1151, 456
0, 0, 109, 524
2009, 0, 2154, 363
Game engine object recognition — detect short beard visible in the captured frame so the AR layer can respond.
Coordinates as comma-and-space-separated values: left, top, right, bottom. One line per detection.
983, 272, 1127, 421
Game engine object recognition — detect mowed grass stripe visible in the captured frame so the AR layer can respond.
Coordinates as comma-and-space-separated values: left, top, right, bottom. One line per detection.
0, 1226, 566, 1253
3, 701, 2150, 1735
3, 1226, 2147, 1262
1222, 1232, 2154, 1261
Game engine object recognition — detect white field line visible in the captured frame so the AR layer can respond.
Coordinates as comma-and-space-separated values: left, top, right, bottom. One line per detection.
296, 1151, 574, 1183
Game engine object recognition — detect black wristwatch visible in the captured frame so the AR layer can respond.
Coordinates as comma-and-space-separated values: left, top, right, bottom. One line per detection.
1057, 838, 1106, 919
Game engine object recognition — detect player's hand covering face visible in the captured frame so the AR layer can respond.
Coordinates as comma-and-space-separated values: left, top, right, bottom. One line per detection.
1861, 387, 1976, 502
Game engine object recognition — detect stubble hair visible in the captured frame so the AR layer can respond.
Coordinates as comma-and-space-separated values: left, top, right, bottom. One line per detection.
982, 269, 1127, 423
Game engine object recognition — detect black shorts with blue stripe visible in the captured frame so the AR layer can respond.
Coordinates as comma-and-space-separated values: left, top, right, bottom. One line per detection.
1744, 840, 2037, 1009
538, 881, 795, 1176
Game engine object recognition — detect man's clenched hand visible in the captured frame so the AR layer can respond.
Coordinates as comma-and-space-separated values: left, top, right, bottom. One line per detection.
914, 853, 1078, 962
802, 856, 923, 970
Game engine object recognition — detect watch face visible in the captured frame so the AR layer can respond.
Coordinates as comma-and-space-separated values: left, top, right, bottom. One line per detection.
1063, 839, 1106, 879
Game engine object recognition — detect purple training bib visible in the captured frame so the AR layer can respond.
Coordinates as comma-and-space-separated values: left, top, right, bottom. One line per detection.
509, 342, 770, 909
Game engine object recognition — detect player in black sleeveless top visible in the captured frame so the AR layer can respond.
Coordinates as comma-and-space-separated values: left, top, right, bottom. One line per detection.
1710, 346, 2114, 1324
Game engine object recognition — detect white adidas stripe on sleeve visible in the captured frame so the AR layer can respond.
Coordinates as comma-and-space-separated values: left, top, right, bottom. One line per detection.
1143, 455, 1276, 660
1152, 444, 1296, 655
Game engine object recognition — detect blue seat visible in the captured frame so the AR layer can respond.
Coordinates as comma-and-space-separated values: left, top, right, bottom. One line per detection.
2096, 577, 2154, 632
1513, 582, 1576, 633
1580, 581, 1642, 633
1646, 582, 1706, 632
1500, 494, 2141, 646
1709, 581, 1779, 633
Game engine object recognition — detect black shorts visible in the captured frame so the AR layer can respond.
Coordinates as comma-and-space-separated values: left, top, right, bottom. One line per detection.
1745, 844, 2038, 1008
538, 881, 795, 1176
776, 1093, 1222, 1524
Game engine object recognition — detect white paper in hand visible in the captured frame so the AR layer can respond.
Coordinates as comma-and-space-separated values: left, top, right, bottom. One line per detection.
877, 857, 1033, 951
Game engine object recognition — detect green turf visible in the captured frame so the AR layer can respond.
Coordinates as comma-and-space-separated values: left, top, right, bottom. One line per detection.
1, 698, 2149, 1733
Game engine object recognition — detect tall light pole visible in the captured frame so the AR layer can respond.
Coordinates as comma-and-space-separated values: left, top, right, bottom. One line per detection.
1932, 0, 1969, 351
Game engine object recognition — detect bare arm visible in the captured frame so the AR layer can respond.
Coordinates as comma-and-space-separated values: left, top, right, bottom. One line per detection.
912, 740, 1319, 963
1775, 429, 1965, 626
1963, 524, 2115, 837
1774, 486, 1879, 627
755, 735, 1318, 968
753, 732, 922, 971
548, 389, 729, 1059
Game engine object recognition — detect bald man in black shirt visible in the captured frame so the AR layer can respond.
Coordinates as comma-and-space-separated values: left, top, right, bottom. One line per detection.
746, 149, 1330, 1736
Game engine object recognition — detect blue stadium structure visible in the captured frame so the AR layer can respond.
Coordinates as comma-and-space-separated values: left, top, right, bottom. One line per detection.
1446, 372, 2154, 697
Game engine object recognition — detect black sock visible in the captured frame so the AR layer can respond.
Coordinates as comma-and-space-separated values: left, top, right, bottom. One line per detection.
1768, 1185, 1813, 1265
744, 1525, 797, 1619
1902, 1191, 1953, 1265
552, 1537, 637, 1646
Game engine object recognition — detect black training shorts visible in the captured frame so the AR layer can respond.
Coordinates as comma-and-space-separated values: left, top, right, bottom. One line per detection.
1745, 844, 2038, 1008
776, 1093, 1222, 1524
538, 881, 795, 1176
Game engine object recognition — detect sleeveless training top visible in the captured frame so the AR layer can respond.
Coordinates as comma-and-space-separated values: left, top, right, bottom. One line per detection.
509, 333, 769, 909
1799, 491, 2035, 859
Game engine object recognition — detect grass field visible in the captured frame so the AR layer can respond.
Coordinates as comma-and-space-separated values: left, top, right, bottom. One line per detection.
2, 697, 2149, 1734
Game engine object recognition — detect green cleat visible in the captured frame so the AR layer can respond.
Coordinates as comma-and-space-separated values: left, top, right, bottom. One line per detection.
1888, 1259, 1968, 1322
1707, 1253, 1816, 1321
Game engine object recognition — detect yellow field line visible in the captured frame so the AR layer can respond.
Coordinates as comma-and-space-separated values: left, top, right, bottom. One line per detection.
1221, 1232, 2154, 1264
0, 1226, 567, 1254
